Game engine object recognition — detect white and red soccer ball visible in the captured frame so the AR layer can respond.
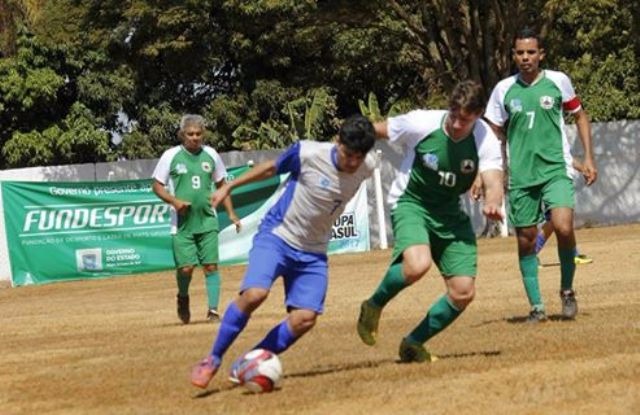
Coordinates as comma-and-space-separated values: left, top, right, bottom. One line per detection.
234, 349, 283, 393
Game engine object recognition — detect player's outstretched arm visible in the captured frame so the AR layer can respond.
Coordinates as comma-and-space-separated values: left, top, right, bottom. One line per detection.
211, 160, 278, 208
480, 169, 504, 221
215, 178, 242, 233
573, 109, 598, 185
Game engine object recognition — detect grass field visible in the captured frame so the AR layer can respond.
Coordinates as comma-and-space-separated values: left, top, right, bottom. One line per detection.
1, 224, 639, 415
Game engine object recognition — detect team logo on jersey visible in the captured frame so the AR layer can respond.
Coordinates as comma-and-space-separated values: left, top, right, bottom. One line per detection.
540, 96, 554, 110
422, 153, 439, 171
201, 162, 212, 172
318, 175, 331, 188
176, 163, 188, 174
509, 99, 523, 113
460, 159, 475, 174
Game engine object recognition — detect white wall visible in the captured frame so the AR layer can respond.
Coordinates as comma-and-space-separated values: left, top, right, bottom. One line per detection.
1, 120, 638, 281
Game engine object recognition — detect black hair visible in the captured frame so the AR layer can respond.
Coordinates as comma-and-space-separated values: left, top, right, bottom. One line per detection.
338, 115, 376, 155
513, 27, 544, 49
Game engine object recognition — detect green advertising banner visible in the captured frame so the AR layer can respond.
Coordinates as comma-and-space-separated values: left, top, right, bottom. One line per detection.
2, 167, 371, 287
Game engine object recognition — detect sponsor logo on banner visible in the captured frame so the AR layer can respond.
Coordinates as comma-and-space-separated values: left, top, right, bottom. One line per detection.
76, 248, 103, 272
331, 213, 359, 240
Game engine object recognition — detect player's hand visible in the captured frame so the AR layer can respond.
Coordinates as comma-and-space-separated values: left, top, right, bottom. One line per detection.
482, 202, 504, 222
172, 199, 191, 215
582, 157, 598, 186
211, 185, 231, 208
229, 213, 242, 233
469, 175, 483, 201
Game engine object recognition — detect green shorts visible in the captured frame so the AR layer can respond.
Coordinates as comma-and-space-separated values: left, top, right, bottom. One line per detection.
508, 175, 575, 228
172, 230, 219, 268
390, 202, 477, 277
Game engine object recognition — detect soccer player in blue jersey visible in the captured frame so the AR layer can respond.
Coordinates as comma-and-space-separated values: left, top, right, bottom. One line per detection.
191, 115, 378, 389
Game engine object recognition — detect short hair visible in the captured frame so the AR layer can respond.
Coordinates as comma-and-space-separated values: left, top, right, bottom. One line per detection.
179, 114, 206, 133
449, 80, 485, 115
338, 115, 376, 155
513, 27, 544, 49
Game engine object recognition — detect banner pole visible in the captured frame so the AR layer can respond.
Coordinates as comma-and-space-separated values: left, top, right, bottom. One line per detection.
373, 149, 388, 249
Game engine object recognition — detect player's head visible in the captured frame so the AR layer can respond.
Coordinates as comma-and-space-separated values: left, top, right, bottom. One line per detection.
512, 27, 545, 77
178, 114, 206, 153
446, 80, 484, 139
335, 115, 376, 174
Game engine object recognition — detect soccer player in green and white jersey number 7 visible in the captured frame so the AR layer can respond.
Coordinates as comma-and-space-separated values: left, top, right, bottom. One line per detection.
152, 114, 241, 325
357, 81, 504, 362
484, 27, 598, 322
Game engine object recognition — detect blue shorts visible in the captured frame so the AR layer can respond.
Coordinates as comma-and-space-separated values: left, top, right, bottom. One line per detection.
241, 231, 328, 314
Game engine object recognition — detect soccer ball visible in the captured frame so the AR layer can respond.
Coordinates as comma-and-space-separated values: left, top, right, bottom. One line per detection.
234, 349, 283, 393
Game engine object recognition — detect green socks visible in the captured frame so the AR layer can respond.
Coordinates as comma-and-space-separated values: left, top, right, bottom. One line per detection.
205, 271, 221, 309
176, 270, 192, 297
408, 295, 461, 344
370, 263, 407, 308
519, 254, 543, 309
558, 247, 576, 291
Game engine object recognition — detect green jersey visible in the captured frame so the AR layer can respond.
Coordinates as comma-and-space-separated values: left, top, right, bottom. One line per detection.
485, 69, 581, 189
387, 110, 502, 217
152, 145, 227, 234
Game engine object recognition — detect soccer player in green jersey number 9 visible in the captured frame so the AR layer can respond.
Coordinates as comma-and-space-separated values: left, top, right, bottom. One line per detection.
484, 27, 598, 322
152, 114, 241, 325
357, 81, 504, 362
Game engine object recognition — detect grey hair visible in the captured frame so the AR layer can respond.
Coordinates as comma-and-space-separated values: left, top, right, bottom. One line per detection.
179, 114, 206, 132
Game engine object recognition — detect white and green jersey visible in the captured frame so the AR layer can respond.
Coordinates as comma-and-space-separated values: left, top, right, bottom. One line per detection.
152, 145, 227, 234
387, 110, 502, 215
485, 69, 581, 189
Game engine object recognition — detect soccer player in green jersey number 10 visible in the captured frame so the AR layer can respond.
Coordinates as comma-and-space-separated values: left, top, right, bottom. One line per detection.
357, 81, 504, 363
484, 27, 598, 323
152, 114, 241, 325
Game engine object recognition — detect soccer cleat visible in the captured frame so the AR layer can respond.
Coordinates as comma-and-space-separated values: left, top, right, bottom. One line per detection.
206, 308, 220, 322
398, 337, 437, 363
191, 356, 219, 389
574, 254, 593, 265
228, 355, 243, 385
357, 300, 382, 346
526, 308, 548, 323
560, 289, 578, 319
177, 295, 190, 324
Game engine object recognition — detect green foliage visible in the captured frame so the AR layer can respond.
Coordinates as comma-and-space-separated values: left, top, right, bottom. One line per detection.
0, 0, 638, 168
117, 103, 181, 160
229, 87, 339, 150
2, 102, 112, 167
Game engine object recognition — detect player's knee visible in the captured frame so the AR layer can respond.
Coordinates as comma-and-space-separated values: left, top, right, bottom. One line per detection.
553, 221, 573, 238
179, 265, 195, 276
403, 260, 431, 284
289, 311, 317, 336
239, 288, 269, 311
449, 286, 475, 309
203, 264, 218, 273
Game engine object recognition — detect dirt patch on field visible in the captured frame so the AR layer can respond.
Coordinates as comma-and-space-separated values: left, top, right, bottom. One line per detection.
1, 224, 638, 414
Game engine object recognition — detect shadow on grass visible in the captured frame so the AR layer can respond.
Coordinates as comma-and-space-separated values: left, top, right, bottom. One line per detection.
474, 313, 590, 327
192, 351, 501, 397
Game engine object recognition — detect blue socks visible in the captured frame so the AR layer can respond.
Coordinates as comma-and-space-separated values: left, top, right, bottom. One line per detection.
254, 319, 297, 354
535, 233, 547, 254
210, 302, 249, 366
